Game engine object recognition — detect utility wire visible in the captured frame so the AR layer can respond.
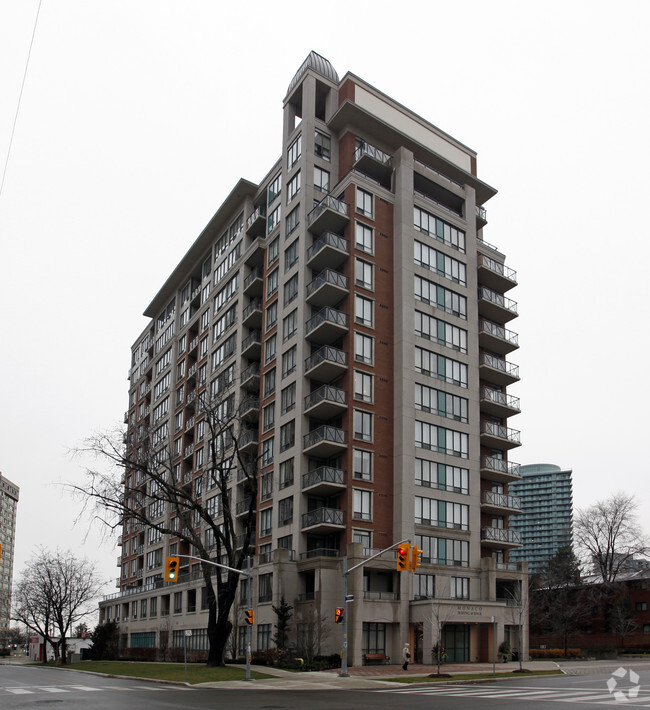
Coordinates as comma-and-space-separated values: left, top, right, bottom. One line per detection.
0, 0, 43, 202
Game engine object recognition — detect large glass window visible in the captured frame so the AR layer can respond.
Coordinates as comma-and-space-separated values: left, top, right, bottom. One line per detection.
353, 449, 372, 480
283, 309, 298, 341
282, 346, 297, 378
285, 206, 299, 236
354, 332, 373, 364
415, 311, 467, 353
362, 622, 386, 654
355, 295, 373, 327
284, 274, 299, 305
414, 240, 467, 285
284, 241, 299, 272
260, 508, 272, 537
413, 206, 466, 253
286, 170, 301, 203
415, 384, 468, 422
415, 460, 469, 494
356, 188, 373, 218
353, 489, 372, 521
414, 275, 467, 319
450, 577, 470, 600
355, 221, 373, 253
314, 166, 330, 192
268, 173, 282, 205
415, 420, 469, 458
415, 497, 469, 530
314, 130, 330, 161
355, 258, 373, 290
414, 574, 435, 600
415, 535, 469, 567
280, 420, 295, 451
415, 346, 468, 388
279, 458, 294, 489
354, 410, 373, 442
280, 382, 296, 414
354, 371, 373, 403
288, 134, 302, 168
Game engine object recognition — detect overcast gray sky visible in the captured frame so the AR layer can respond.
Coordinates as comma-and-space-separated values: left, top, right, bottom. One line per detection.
1, 0, 649, 594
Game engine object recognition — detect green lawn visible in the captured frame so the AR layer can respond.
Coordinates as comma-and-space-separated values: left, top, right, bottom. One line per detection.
384, 669, 564, 684
58, 660, 273, 684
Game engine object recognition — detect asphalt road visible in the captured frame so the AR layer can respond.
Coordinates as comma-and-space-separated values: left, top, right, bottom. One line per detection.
2, 662, 650, 709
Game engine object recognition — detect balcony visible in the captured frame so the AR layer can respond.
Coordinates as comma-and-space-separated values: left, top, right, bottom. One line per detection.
363, 591, 399, 601
243, 237, 265, 267
481, 490, 522, 515
477, 254, 517, 293
246, 204, 266, 237
185, 416, 195, 432
240, 362, 260, 391
304, 345, 347, 382
481, 456, 522, 483
306, 269, 349, 308
353, 142, 393, 187
184, 444, 194, 459
479, 320, 518, 356
302, 466, 346, 496
481, 526, 522, 548
242, 299, 263, 328
239, 396, 259, 423
305, 307, 348, 344
239, 428, 259, 455
301, 506, 345, 533
243, 268, 264, 297
476, 204, 488, 228
241, 330, 262, 359
480, 421, 521, 450
479, 353, 520, 387
306, 232, 349, 271
304, 384, 347, 419
299, 547, 340, 560
303, 425, 346, 457
478, 287, 518, 323
480, 387, 521, 419
236, 497, 253, 517
307, 195, 349, 235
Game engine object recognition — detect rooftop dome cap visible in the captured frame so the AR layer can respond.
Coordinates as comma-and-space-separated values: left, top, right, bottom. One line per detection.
287, 52, 339, 95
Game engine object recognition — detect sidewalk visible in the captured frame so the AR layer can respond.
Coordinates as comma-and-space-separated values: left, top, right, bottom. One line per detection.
198, 660, 561, 690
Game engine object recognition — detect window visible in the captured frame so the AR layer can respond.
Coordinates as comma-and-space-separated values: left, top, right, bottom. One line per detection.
414, 574, 435, 600
415, 311, 467, 353
354, 332, 373, 364
150, 597, 158, 617
415, 421, 469, 458
261, 437, 274, 466
280, 382, 296, 414
285, 206, 299, 235
414, 240, 467, 285
288, 134, 302, 169
262, 403, 275, 432
314, 165, 330, 192
259, 542, 272, 564
260, 472, 273, 501
637, 602, 648, 611
355, 295, 373, 327
415, 346, 468, 388
260, 508, 272, 537
278, 496, 293, 526
354, 410, 373, 442
268, 205, 281, 234
413, 206, 466, 253
283, 309, 298, 341
268, 236, 279, 265
355, 221, 373, 253
354, 371, 373, 403
353, 529, 371, 549
268, 173, 282, 205
263, 368, 276, 397
284, 241, 299, 271
258, 573, 273, 603
353, 449, 372, 480
200, 309, 210, 332
353, 489, 372, 521
415, 460, 469, 494
282, 346, 297, 377
286, 170, 301, 203
264, 334, 277, 365
314, 130, 330, 161
414, 275, 467, 319
257, 623, 272, 649
266, 301, 278, 330
362, 622, 385, 654
451, 577, 470, 600
415, 384, 468, 422
174, 592, 183, 614
415, 497, 469, 530
278, 534, 293, 550
356, 188, 373, 217
199, 336, 209, 359
279, 459, 294, 489
267, 269, 279, 298
355, 258, 373, 290
280, 420, 295, 451
284, 274, 299, 305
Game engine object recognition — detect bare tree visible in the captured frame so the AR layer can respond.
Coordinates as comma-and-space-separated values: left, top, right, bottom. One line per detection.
426, 601, 455, 673
12, 549, 103, 664
295, 604, 330, 662
72, 386, 258, 666
504, 579, 530, 670
574, 492, 649, 584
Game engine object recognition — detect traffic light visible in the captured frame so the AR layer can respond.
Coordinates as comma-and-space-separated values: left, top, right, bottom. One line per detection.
334, 607, 344, 624
396, 543, 411, 571
164, 556, 180, 582
245, 609, 255, 625
411, 545, 423, 571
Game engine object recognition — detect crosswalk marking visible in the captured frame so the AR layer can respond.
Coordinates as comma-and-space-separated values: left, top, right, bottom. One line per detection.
6, 688, 32, 694
2, 684, 187, 695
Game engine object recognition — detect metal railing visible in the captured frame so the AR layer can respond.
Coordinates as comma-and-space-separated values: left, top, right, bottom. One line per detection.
306, 231, 348, 262
480, 353, 520, 380
304, 384, 346, 411
480, 387, 520, 411
302, 466, 345, 489
478, 254, 517, 283
240, 361, 260, 383
354, 142, 392, 166
481, 526, 522, 544
307, 195, 349, 227
480, 421, 521, 445
363, 591, 398, 601
306, 268, 348, 297
242, 299, 262, 320
481, 490, 522, 510
241, 330, 261, 351
479, 319, 519, 347
299, 547, 340, 560
301, 507, 344, 529
305, 307, 348, 335
303, 425, 346, 449
478, 287, 518, 315
481, 456, 521, 477
304, 345, 347, 372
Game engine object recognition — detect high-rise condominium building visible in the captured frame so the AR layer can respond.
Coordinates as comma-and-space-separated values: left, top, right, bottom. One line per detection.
509, 464, 573, 574
0, 473, 19, 641
99, 52, 527, 664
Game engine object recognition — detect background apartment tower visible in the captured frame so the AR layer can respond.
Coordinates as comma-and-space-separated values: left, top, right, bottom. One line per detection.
509, 463, 573, 574
0, 473, 19, 645
100, 53, 527, 664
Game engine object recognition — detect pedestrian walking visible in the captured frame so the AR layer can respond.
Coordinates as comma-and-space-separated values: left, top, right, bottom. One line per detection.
402, 642, 411, 671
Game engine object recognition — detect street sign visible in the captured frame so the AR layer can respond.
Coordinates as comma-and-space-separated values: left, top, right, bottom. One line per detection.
345, 594, 354, 602
185, 629, 192, 636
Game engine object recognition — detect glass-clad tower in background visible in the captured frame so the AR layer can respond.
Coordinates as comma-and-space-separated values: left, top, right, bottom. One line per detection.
99, 52, 528, 664
509, 464, 573, 574
0, 473, 19, 642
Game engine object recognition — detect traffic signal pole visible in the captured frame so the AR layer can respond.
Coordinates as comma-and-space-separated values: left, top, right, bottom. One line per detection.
174, 553, 253, 681
339, 539, 410, 677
